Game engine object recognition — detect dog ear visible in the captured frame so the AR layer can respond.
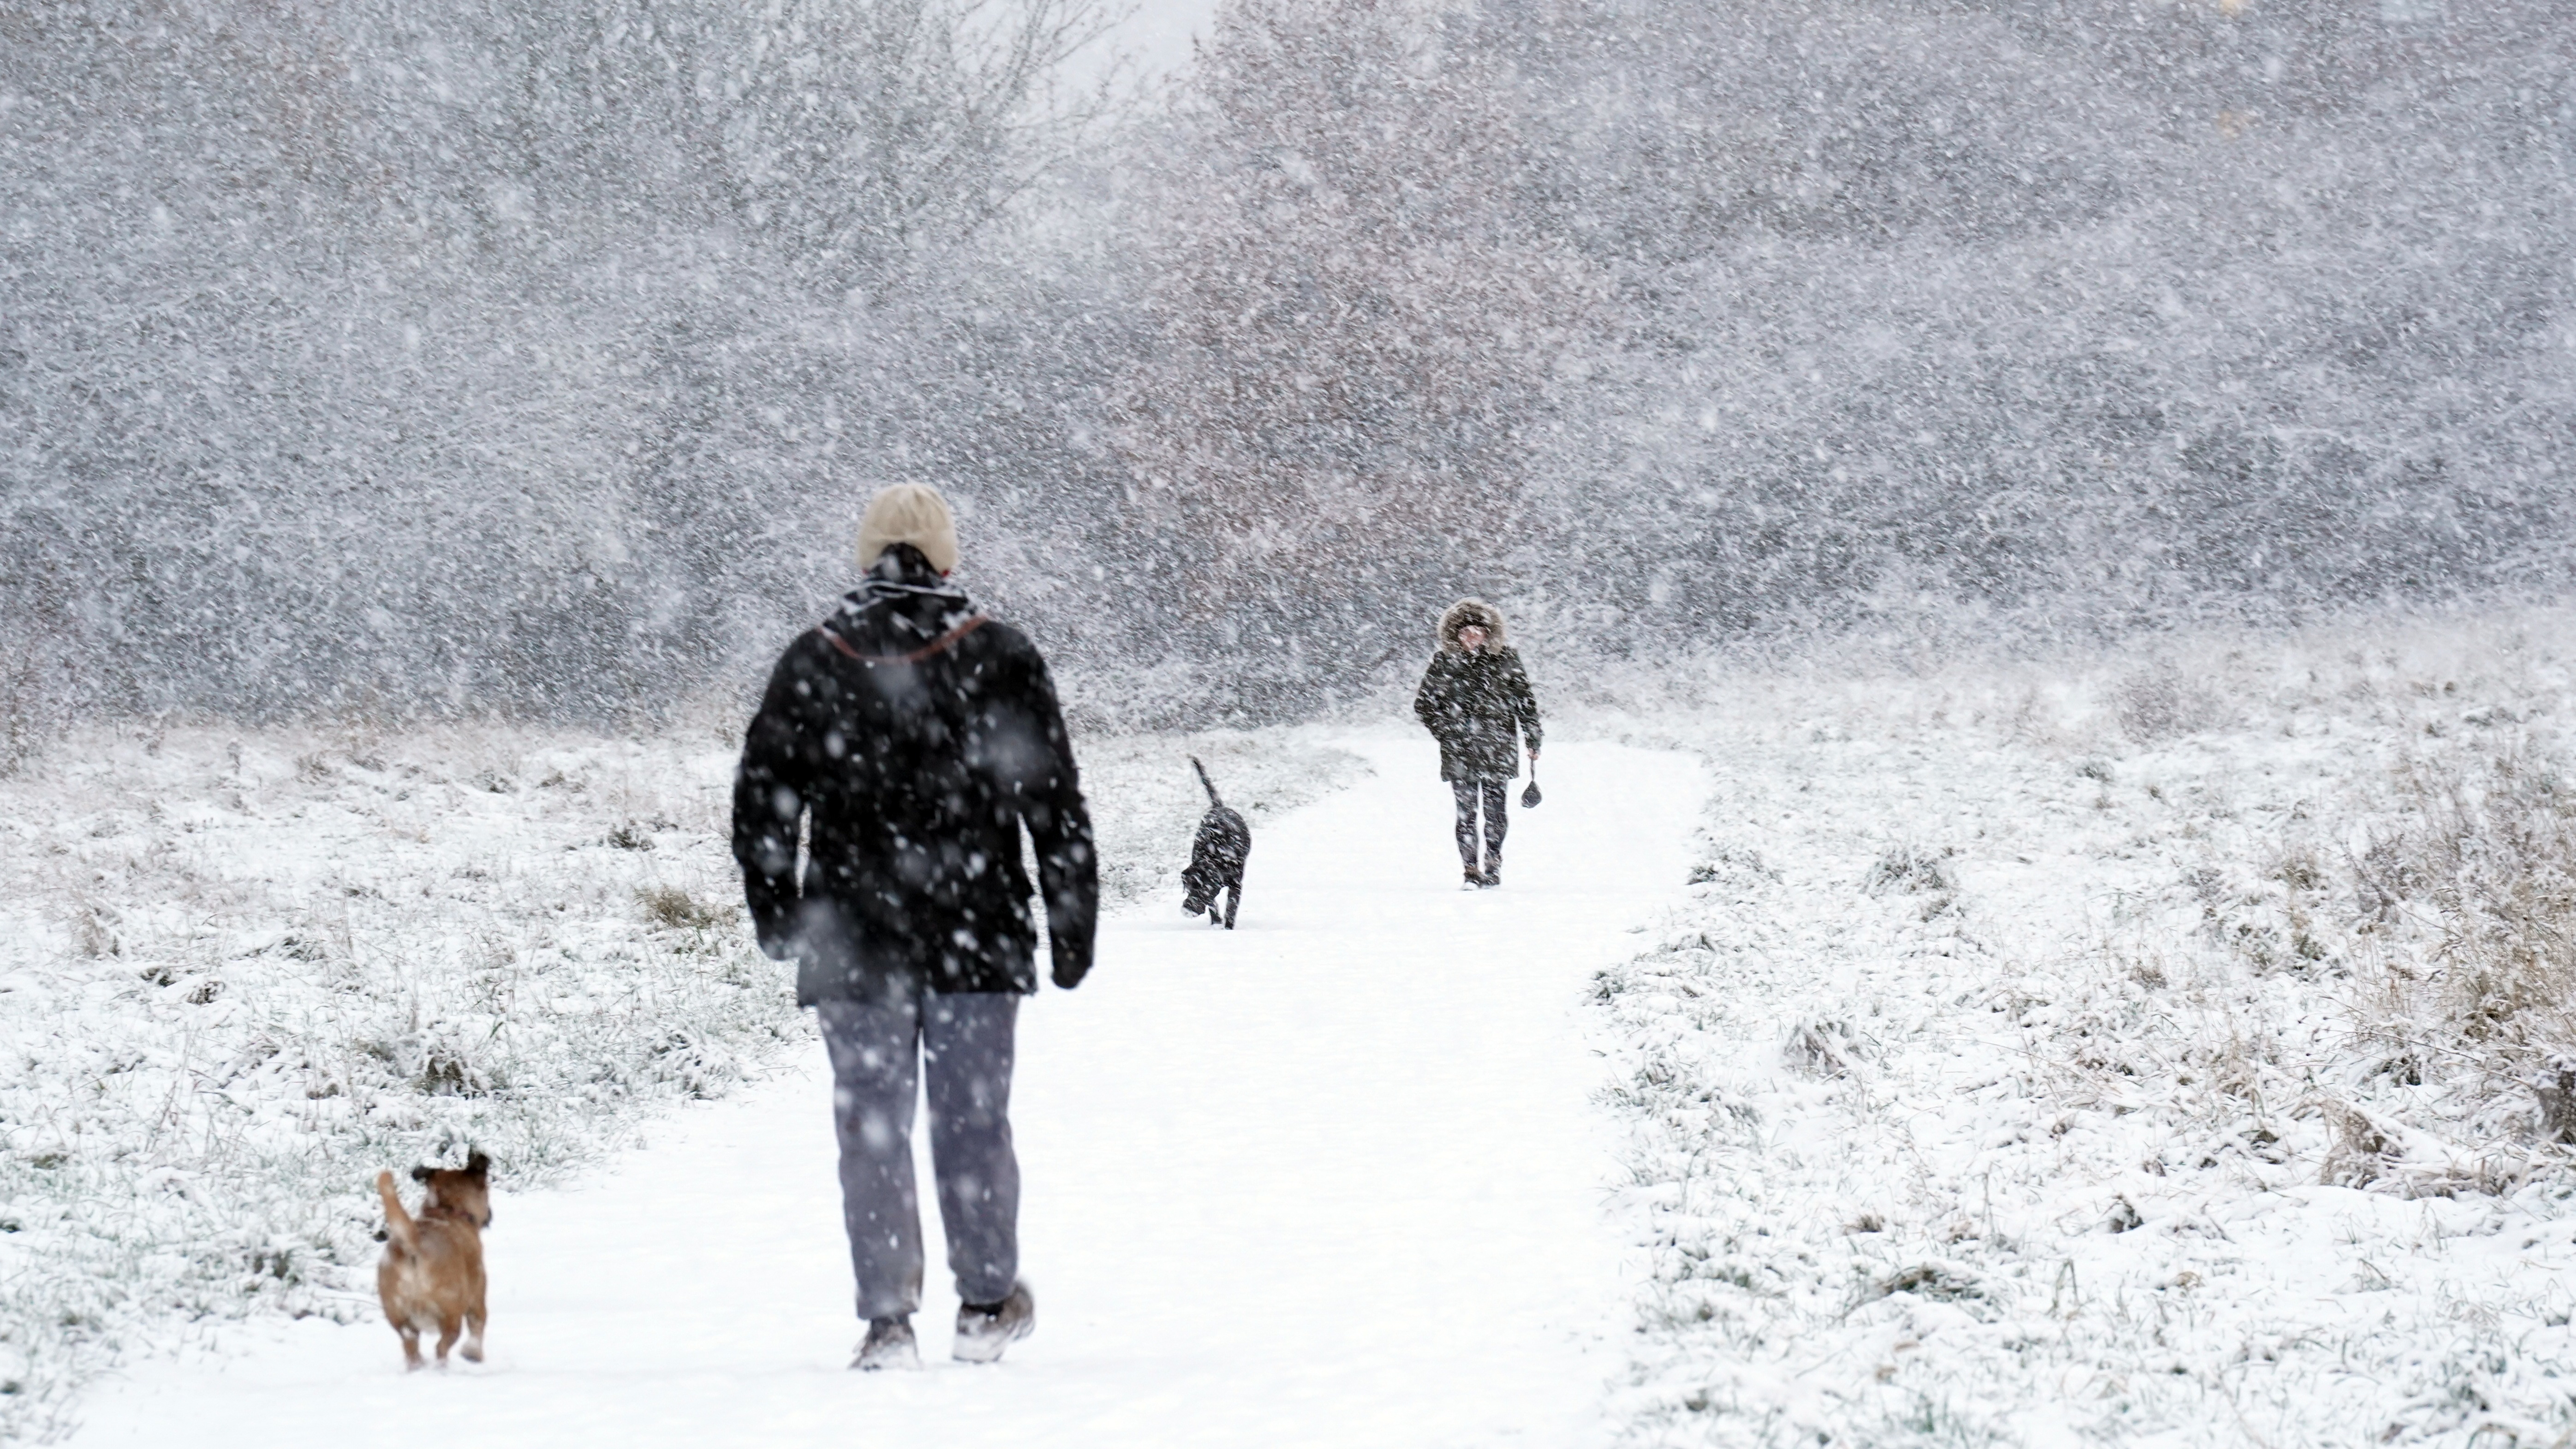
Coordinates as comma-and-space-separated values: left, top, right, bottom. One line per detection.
410, 1165, 434, 1182
465, 1150, 490, 1176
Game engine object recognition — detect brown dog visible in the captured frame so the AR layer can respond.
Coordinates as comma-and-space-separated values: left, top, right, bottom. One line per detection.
375, 1151, 492, 1370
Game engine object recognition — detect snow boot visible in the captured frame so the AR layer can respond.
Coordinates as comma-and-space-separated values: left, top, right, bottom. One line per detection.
952, 1282, 1035, 1364
853, 1314, 919, 1371
1461, 870, 1484, 890
1480, 853, 1502, 888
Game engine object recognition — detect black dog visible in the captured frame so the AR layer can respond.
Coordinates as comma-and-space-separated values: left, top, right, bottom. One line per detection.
1180, 757, 1249, 929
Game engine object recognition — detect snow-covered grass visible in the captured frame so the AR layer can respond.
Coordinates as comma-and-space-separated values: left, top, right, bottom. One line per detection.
0, 714, 1362, 1444
16, 602, 2574, 1446
1589, 607, 2576, 1448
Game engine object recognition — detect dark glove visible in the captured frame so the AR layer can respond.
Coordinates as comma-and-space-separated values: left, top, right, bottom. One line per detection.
1049, 940, 1091, 991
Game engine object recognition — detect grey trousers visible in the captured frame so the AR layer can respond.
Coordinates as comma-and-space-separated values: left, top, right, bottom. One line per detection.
816, 990, 1020, 1321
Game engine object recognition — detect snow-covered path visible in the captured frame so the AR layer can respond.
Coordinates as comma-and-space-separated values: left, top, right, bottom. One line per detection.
72, 737, 1703, 1448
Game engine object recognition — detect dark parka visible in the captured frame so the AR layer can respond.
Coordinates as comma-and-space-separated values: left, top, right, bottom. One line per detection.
1413, 599, 1543, 782
731, 573, 1098, 1005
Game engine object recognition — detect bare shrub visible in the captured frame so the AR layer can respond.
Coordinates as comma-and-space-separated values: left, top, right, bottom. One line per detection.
1104, 0, 1606, 687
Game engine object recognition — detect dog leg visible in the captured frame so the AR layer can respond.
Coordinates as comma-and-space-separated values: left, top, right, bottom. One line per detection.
1223, 882, 1239, 930
434, 1316, 461, 1367
396, 1326, 424, 1371
461, 1310, 486, 1364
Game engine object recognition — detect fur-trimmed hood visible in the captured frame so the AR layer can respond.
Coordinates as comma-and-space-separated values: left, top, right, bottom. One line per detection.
1437, 598, 1506, 651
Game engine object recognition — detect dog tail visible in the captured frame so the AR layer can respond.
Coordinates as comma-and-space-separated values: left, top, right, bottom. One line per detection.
376, 1170, 418, 1255
1190, 756, 1222, 808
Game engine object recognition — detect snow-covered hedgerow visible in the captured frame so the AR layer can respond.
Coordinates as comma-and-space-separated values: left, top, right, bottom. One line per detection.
0, 716, 1360, 1443
1590, 608, 2576, 1448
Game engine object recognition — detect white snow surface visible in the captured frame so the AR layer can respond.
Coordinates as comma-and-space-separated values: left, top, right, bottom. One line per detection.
67, 737, 1707, 1447
0, 719, 1364, 1442
26, 611, 2576, 1449
1589, 618, 2576, 1448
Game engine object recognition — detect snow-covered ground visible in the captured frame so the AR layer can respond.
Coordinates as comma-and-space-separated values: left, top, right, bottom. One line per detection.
14, 607, 2576, 1448
65, 737, 1705, 1447
1593, 611, 2576, 1447
0, 716, 1364, 1443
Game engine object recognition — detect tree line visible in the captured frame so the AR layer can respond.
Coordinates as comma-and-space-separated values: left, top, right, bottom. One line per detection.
3, 0, 2568, 737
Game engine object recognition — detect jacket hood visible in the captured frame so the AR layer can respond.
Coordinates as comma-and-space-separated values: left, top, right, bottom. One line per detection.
1437, 599, 1506, 650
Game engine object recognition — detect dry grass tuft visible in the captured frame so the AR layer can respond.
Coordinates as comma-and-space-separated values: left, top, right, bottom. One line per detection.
638, 883, 732, 932
1783, 1019, 1866, 1078
2111, 659, 2220, 742
2316, 1097, 2398, 1188
1861, 843, 1956, 898
2342, 738, 2576, 1164
2354, 749, 2576, 1065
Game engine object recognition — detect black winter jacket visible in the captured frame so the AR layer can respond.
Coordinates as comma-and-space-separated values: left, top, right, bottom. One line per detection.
732, 581, 1097, 1003
1413, 645, 1542, 781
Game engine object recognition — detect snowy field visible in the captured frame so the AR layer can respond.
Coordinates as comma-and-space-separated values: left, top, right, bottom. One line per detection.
66, 737, 1703, 1448
0, 716, 1363, 1443
1593, 608, 2576, 1448
9, 607, 2576, 1447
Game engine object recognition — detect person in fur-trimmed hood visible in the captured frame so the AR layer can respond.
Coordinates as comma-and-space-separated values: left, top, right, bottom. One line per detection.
1413, 598, 1543, 888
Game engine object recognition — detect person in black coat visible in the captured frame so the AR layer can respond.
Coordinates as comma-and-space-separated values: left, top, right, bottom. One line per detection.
1412, 598, 1542, 888
732, 483, 1095, 1371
